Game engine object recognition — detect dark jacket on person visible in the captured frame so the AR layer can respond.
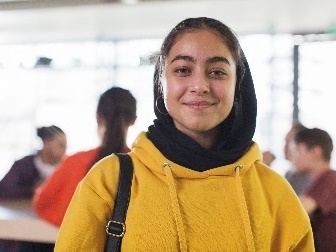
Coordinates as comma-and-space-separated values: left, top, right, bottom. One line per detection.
0, 154, 41, 199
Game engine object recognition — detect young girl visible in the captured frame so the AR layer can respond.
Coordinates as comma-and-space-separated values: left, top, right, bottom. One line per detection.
55, 17, 314, 251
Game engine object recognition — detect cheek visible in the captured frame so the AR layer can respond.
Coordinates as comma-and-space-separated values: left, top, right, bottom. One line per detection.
293, 151, 306, 165
215, 85, 235, 108
162, 79, 183, 108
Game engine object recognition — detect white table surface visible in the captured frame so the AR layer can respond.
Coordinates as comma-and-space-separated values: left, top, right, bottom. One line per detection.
0, 199, 59, 243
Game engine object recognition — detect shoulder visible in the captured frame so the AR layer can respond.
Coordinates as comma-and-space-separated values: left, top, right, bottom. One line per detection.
242, 142, 289, 187
68, 148, 99, 159
61, 148, 99, 166
324, 169, 336, 179
10, 154, 36, 170
81, 154, 123, 205
252, 162, 312, 244
306, 169, 336, 195
254, 161, 293, 191
14, 154, 35, 164
311, 169, 336, 187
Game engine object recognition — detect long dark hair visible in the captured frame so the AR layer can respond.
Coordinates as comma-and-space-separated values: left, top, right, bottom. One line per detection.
94, 87, 136, 163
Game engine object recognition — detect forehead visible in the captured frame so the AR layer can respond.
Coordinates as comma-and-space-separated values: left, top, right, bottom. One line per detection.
294, 142, 309, 150
167, 30, 234, 60
49, 132, 66, 142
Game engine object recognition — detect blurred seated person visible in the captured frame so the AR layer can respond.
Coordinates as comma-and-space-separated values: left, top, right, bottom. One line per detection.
291, 127, 336, 251
0, 125, 66, 252
0, 125, 67, 199
33, 87, 137, 227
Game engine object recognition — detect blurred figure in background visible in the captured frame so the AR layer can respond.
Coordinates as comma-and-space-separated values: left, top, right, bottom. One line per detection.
0, 125, 67, 199
0, 125, 66, 252
292, 127, 336, 251
262, 122, 310, 195
33, 86, 137, 227
283, 122, 310, 195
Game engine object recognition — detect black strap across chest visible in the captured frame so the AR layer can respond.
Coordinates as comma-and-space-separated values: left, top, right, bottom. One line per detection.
105, 153, 133, 252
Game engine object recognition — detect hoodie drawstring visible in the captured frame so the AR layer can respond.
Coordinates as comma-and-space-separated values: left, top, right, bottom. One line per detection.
162, 163, 188, 252
234, 164, 255, 252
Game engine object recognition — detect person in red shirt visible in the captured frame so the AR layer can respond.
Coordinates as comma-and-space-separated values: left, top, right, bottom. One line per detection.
291, 127, 336, 252
33, 86, 137, 227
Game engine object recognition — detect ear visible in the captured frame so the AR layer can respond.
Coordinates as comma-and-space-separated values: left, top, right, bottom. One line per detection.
311, 146, 323, 158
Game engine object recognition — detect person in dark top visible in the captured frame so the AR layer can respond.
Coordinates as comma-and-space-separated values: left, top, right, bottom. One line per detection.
0, 125, 67, 199
0, 125, 67, 252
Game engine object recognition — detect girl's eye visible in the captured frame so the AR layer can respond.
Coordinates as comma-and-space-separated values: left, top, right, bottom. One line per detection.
174, 67, 191, 76
209, 69, 226, 76
209, 69, 227, 78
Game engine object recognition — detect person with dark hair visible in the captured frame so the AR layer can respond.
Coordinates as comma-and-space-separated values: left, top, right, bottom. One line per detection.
0, 125, 66, 252
33, 86, 137, 227
262, 122, 311, 195
283, 122, 311, 195
55, 17, 313, 251
291, 127, 336, 251
0, 125, 67, 199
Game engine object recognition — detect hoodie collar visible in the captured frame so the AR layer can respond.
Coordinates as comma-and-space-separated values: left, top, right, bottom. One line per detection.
133, 132, 262, 179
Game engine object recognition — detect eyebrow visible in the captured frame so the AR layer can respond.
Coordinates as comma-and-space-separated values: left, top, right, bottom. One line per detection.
170, 54, 195, 64
207, 56, 231, 66
170, 54, 231, 66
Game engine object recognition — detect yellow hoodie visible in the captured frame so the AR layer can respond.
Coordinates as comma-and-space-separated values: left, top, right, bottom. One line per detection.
55, 132, 314, 251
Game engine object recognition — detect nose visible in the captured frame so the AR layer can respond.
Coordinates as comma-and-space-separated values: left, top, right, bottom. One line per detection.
190, 73, 210, 95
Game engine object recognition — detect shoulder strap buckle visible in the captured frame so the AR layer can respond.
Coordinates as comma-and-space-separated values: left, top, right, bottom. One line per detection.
106, 220, 126, 237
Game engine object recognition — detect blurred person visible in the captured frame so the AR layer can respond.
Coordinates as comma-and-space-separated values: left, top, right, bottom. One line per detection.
55, 17, 313, 251
262, 122, 310, 195
0, 125, 67, 199
0, 125, 66, 252
292, 127, 336, 251
33, 86, 137, 227
283, 122, 311, 195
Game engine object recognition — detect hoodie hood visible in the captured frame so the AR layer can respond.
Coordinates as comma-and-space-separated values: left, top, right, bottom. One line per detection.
147, 56, 257, 171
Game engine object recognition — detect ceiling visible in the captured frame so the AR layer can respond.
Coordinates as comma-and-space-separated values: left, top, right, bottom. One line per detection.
0, 0, 336, 44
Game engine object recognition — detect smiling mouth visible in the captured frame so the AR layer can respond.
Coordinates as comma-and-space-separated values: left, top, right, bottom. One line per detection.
184, 101, 214, 110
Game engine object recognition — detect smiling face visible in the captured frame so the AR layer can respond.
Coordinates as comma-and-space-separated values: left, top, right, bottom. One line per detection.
162, 29, 237, 147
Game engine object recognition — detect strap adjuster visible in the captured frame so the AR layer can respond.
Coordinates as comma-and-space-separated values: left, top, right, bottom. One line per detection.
106, 220, 126, 237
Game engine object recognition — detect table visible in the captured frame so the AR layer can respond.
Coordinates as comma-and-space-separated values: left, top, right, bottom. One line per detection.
0, 199, 59, 243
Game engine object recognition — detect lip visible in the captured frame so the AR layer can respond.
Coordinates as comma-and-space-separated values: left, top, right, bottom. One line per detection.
183, 101, 215, 110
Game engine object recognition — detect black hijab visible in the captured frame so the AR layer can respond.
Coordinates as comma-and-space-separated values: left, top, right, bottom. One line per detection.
147, 50, 257, 172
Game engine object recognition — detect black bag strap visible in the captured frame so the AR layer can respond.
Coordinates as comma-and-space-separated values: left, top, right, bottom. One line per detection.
105, 153, 133, 252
